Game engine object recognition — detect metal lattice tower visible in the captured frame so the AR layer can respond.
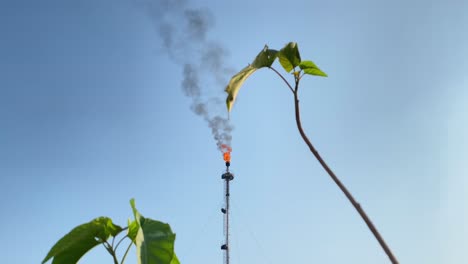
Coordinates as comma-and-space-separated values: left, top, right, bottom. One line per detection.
221, 161, 234, 264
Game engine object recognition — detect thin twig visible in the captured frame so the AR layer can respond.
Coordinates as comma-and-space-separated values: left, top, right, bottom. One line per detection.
115, 234, 129, 251
102, 241, 119, 264
120, 240, 134, 264
269, 66, 294, 93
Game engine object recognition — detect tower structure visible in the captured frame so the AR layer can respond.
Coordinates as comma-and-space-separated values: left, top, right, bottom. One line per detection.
221, 160, 234, 264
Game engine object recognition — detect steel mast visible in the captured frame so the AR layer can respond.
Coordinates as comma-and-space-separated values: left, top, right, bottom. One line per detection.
221, 160, 234, 264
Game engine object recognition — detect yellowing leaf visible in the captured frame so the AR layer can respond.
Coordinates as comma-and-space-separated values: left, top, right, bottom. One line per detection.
225, 65, 256, 112
225, 46, 278, 112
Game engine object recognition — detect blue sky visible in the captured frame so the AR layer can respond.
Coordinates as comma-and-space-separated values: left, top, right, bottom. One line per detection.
0, 0, 467, 263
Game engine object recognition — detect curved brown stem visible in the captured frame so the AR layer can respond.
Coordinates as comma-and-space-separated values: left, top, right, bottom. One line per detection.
292, 83, 399, 263
268, 66, 294, 93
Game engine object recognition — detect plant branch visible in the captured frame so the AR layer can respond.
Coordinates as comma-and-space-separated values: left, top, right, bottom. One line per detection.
111, 250, 119, 264
102, 242, 113, 255
102, 241, 119, 264
120, 240, 133, 264
289, 77, 399, 263
269, 66, 294, 93
115, 234, 129, 251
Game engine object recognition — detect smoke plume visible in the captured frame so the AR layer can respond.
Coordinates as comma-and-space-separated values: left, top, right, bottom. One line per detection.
141, 0, 233, 151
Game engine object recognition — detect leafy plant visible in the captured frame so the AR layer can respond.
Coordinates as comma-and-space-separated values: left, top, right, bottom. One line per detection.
42, 199, 179, 264
225, 42, 399, 264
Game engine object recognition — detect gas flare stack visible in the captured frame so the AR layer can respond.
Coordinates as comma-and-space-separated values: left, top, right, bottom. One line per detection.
220, 145, 233, 264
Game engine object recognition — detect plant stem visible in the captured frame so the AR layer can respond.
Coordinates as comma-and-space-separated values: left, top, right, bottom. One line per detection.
291, 80, 399, 264
269, 67, 398, 263
268, 66, 294, 93
103, 241, 120, 264
115, 235, 128, 251
111, 251, 119, 264
120, 240, 133, 264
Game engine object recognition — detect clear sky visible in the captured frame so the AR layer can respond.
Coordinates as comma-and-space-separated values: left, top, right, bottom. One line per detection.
0, 0, 467, 263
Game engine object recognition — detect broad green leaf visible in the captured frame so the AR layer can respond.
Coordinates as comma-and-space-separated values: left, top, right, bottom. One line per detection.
277, 42, 301, 73
42, 217, 122, 264
299, 60, 327, 77
225, 46, 278, 112
106, 218, 123, 237
251, 46, 278, 68
130, 199, 179, 264
170, 254, 180, 264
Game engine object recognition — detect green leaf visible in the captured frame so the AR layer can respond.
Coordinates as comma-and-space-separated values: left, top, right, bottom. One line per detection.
278, 42, 301, 73
251, 46, 278, 68
127, 219, 139, 243
299, 60, 328, 77
42, 217, 122, 264
225, 45, 278, 112
130, 199, 179, 264
170, 254, 180, 264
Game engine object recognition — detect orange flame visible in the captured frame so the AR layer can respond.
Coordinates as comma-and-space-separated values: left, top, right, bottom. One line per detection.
221, 144, 232, 162
223, 152, 231, 162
